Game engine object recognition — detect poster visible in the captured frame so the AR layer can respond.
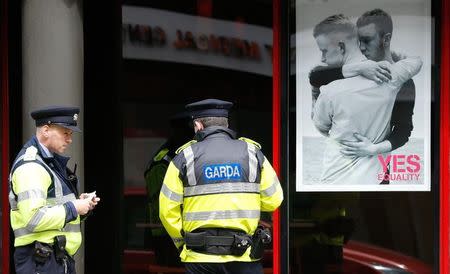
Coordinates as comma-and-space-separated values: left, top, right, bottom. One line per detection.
296, 0, 431, 191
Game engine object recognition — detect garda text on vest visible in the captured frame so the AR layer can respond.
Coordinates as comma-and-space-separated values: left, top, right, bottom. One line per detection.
203, 163, 242, 181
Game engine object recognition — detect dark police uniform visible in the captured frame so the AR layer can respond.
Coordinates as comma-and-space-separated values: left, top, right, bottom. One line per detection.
9, 106, 82, 274
159, 99, 284, 274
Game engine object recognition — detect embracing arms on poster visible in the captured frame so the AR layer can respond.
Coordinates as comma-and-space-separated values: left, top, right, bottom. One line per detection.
309, 56, 420, 155
311, 56, 422, 138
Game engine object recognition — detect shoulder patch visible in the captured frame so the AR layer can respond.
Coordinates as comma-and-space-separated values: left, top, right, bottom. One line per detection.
175, 140, 197, 155
23, 146, 38, 161
153, 148, 170, 162
238, 137, 261, 149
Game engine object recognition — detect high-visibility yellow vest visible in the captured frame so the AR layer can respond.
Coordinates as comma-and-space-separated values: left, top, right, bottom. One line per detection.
159, 127, 284, 263
9, 146, 81, 256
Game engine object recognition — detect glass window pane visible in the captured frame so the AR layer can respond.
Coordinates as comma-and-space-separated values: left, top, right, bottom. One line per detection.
121, 1, 274, 272
289, 0, 436, 273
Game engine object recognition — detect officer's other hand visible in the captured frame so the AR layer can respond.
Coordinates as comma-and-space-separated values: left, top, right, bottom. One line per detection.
79, 192, 100, 211
89, 197, 100, 211
72, 199, 91, 215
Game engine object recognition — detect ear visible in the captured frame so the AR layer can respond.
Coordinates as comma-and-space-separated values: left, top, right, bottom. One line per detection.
194, 120, 204, 131
41, 125, 51, 138
338, 41, 346, 54
383, 33, 392, 47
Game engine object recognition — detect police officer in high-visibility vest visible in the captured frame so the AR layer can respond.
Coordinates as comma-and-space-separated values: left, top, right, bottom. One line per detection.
159, 99, 284, 274
143, 111, 192, 266
9, 106, 100, 274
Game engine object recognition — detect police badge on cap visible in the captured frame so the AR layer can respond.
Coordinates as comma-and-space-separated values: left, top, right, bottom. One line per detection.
30, 106, 81, 132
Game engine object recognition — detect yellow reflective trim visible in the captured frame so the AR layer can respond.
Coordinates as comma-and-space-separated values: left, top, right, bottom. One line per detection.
238, 137, 261, 149
175, 140, 197, 155
153, 148, 170, 162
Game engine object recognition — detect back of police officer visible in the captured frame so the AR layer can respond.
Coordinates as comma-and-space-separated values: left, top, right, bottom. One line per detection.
9, 106, 100, 274
159, 99, 284, 274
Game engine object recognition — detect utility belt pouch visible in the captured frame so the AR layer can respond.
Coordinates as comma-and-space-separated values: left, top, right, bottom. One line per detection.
185, 231, 207, 250
230, 234, 252, 256
250, 227, 272, 260
54, 235, 67, 262
33, 241, 53, 264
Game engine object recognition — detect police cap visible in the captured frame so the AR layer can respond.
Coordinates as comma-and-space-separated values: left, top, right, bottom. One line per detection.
30, 106, 81, 132
169, 111, 193, 127
185, 99, 233, 119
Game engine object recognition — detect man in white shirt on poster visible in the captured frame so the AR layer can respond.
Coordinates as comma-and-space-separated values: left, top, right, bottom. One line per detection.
311, 14, 422, 185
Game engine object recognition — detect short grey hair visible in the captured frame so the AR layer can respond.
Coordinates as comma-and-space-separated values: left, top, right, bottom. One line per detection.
194, 117, 229, 128
313, 14, 357, 39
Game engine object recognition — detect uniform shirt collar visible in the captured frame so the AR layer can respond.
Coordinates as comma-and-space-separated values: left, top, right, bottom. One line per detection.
195, 126, 236, 141
38, 141, 54, 158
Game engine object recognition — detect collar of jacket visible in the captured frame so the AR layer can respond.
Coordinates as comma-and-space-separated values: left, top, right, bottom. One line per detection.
194, 126, 237, 142
28, 135, 70, 168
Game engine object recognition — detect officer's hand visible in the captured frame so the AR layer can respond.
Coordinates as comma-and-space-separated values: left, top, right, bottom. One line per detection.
72, 199, 91, 215
89, 197, 100, 211
79, 192, 100, 211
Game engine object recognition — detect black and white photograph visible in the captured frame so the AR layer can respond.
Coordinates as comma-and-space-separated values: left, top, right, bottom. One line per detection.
296, 0, 432, 191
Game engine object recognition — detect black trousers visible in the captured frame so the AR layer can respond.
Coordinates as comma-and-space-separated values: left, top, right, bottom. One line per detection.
14, 244, 76, 274
185, 261, 263, 274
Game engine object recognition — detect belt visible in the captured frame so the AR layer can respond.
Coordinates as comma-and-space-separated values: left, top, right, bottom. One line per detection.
185, 228, 252, 256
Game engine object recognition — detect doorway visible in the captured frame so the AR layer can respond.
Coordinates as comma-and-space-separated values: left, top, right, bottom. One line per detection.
120, 1, 274, 273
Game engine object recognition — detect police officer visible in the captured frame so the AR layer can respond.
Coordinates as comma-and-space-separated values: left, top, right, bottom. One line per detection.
159, 99, 284, 274
143, 111, 192, 266
9, 106, 100, 274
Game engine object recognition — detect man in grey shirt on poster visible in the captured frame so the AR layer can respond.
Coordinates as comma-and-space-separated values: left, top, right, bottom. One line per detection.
309, 9, 416, 172
311, 14, 422, 185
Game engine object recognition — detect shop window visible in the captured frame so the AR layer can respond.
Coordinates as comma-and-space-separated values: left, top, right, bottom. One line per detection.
121, 1, 274, 272
289, 0, 436, 273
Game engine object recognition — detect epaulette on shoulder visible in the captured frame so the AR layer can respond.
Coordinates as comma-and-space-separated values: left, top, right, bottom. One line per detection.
175, 140, 197, 155
153, 148, 170, 162
238, 137, 261, 149
23, 146, 38, 161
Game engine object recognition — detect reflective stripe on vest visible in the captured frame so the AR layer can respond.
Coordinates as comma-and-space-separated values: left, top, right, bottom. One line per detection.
161, 184, 183, 203
183, 146, 197, 186
246, 143, 258, 183
184, 182, 260, 197
261, 175, 279, 197
13, 222, 81, 238
184, 209, 260, 221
